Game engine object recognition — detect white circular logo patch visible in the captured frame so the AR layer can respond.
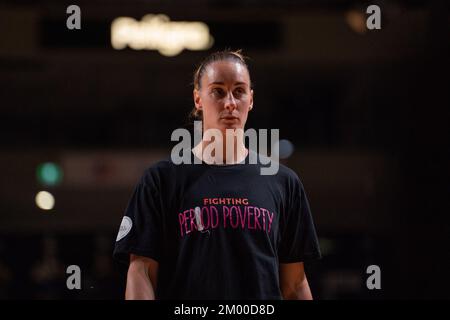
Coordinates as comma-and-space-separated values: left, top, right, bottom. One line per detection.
116, 216, 132, 242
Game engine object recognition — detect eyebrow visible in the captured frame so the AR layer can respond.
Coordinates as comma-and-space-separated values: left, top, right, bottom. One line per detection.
208, 81, 247, 87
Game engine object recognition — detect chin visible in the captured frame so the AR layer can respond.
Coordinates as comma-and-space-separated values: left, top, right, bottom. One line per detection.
219, 124, 241, 131
219, 119, 242, 129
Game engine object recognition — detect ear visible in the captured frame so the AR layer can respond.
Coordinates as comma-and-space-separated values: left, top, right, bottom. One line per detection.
249, 89, 254, 111
193, 89, 202, 111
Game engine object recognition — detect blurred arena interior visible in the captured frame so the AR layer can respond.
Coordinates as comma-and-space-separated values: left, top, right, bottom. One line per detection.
0, 0, 449, 299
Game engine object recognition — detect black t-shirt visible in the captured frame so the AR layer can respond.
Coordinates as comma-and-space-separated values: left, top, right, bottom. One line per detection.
113, 149, 321, 299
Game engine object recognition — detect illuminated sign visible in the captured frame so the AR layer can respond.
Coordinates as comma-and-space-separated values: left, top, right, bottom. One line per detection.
111, 14, 214, 56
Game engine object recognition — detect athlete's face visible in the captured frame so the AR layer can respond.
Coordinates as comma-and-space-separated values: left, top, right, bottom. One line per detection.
193, 60, 253, 132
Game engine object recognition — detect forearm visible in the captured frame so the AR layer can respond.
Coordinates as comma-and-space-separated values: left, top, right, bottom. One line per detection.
282, 278, 313, 300
125, 267, 156, 300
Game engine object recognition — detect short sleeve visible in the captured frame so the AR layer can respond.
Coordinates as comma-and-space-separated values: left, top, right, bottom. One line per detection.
278, 175, 322, 263
113, 169, 163, 265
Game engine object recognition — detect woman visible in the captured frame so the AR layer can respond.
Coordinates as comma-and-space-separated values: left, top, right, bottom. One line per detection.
113, 50, 321, 300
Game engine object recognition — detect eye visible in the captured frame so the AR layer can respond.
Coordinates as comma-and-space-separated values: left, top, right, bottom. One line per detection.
234, 87, 246, 96
211, 87, 225, 97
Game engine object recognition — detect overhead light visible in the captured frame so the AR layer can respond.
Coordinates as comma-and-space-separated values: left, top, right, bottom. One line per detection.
35, 191, 55, 211
273, 139, 295, 160
345, 9, 367, 35
36, 162, 63, 186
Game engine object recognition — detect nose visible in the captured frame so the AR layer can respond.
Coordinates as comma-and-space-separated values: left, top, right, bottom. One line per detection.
224, 92, 237, 112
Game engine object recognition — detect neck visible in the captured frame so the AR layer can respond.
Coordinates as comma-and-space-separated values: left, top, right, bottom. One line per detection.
193, 131, 247, 165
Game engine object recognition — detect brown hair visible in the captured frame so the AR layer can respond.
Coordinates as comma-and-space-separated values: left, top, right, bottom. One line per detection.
189, 49, 251, 121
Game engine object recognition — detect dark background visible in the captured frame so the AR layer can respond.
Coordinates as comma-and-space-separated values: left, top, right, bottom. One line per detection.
0, 0, 449, 299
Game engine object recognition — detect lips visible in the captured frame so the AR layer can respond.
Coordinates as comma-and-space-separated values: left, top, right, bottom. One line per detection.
221, 115, 239, 120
